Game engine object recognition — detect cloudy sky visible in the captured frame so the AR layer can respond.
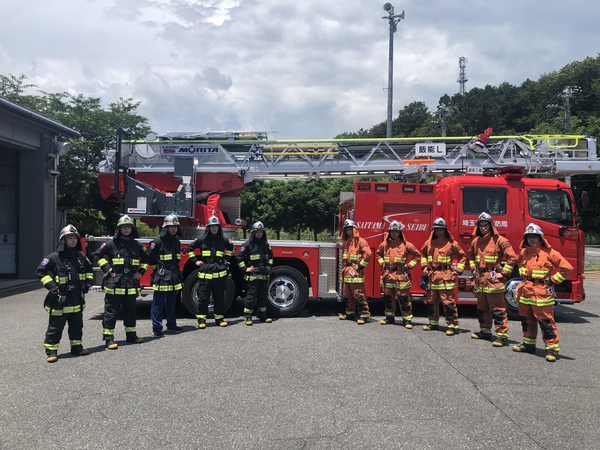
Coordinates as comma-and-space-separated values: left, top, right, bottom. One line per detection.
1, 0, 598, 139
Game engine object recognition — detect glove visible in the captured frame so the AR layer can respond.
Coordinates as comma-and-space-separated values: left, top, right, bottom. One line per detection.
419, 273, 429, 290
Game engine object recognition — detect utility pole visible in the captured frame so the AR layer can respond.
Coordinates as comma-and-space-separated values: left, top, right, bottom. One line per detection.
382, 3, 404, 138
458, 56, 468, 95
547, 86, 580, 134
436, 104, 454, 136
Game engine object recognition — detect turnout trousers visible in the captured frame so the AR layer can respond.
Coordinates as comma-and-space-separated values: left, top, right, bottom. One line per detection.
102, 294, 138, 340
426, 289, 459, 326
244, 279, 269, 315
518, 302, 560, 351
476, 291, 509, 337
44, 312, 84, 354
342, 282, 370, 317
196, 277, 227, 320
383, 287, 412, 320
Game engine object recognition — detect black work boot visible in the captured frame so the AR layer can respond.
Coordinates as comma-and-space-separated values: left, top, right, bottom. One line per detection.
259, 314, 272, 323
198, 319, 207, 329
70, 345, 90, 356
46, 351, 58, 363
245, 315, 254, 326
357, 316, 369, 325
380, 316, 395, 325
402, 319, 413, 329
126, 334, 144, 344
545, 349, 559, 362
423, 323, 439, 331
512, 343, 536, 354
471, 331, 492, 341
339, 313, 356, 321
492, 336, 508, 347
215, 318, 228, 327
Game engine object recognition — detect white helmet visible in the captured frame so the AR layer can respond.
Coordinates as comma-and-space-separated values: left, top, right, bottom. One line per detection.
343, 219, 357, 229
163, 214, 180, 227
432, 217, 447, 229
388, 220, 404, 231
59, 224, 80, 240
252, 221, 265, 231
117, 215, 134, 227
207, 215, 221, 226
477, 212, 493, 225
524, 223, 544, 237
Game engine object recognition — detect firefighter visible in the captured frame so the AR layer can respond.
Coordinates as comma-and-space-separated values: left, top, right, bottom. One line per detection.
148, 214, 185, 337
185, 215, 234, 328
420, 217, 467, 335
512, 223, 573, 362
36, 225, 94, 363
236, 221, 273, 326
339, 219, 372, 324
376, 220, 421, 328
468, 212, 517, 347
93, 215, 149, 349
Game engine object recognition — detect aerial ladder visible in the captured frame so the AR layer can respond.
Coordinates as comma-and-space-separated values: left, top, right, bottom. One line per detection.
97, 128, 600, 222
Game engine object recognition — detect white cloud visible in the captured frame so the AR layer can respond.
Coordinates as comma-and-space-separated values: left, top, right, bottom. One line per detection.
0, 0, 598, 138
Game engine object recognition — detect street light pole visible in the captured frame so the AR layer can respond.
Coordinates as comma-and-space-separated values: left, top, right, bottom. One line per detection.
383, 3, 404, 138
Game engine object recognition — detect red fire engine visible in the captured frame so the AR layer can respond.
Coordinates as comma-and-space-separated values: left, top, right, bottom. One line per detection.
87, 129, 600, 317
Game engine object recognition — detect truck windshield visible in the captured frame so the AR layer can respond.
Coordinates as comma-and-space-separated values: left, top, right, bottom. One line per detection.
462, 187, 507, 216
528, 189, 573, 226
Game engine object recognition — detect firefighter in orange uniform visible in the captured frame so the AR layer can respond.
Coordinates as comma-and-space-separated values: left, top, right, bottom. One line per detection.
512, 223, 573, 362
468, 212, 517, 347
420, 218, 466, 335
339, 219, 372, 324
376, 220, 421, 328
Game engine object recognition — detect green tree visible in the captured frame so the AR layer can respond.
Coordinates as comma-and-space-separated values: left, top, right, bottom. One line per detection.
1, 74, 152, 234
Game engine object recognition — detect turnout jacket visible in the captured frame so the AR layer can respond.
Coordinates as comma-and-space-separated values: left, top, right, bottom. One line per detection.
468, 224, 517, 294
420, 229, 467, 290
36, 239, 93, 315
376, 231, 421, 290
236, 230, 273, 281
185, 227, 234, 280
516, 236, 573, 307
342, 227, 371, 284
93, 228, 149, 295
147, 227, 184, 291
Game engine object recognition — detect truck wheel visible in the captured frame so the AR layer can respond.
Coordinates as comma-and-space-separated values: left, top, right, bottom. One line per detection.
267, 266, 308, 318
181, 270, 235, 318
504, 278, 522, 320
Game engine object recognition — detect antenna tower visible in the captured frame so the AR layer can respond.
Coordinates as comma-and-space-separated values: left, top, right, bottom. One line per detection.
458, 56, 468, 95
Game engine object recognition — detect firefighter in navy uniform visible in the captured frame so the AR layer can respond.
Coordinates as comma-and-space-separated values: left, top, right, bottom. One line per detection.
148, 214, 185, 337
236, 221, 273, 326
185, 215, 234, 328
93, 215, 149, 349
36, 225, 93, 363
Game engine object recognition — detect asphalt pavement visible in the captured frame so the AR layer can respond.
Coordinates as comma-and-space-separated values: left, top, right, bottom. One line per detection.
1, 279, 600, 449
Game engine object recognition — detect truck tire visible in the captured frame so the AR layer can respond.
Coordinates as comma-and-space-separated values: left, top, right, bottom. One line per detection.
267, 266, 309, 318
181, 270, 235, 318
504, 278, 522, 320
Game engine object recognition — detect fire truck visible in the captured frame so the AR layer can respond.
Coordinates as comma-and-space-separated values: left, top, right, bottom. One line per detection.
87, 128, 600, 317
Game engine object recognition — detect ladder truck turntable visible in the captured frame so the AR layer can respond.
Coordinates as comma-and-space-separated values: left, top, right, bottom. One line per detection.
87, 129, 600, 318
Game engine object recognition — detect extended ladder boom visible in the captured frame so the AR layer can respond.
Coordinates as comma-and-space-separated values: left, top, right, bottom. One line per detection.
99, 132, 600, 180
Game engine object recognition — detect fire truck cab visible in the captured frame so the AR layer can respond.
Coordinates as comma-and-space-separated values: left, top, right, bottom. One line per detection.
340, 168, 587, 316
